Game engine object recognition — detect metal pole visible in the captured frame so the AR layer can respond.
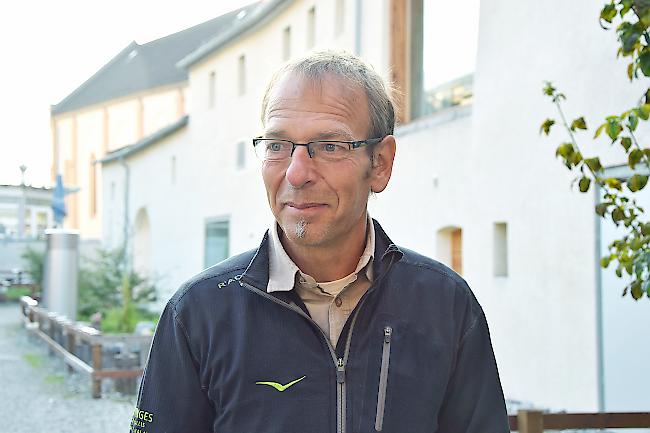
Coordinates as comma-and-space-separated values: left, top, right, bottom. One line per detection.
17, 165, 27, 238
119, 157, 130, 273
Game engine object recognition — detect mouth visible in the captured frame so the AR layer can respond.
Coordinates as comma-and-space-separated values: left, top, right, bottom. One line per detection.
283, 202, 328, 217
285, 202, 327, 209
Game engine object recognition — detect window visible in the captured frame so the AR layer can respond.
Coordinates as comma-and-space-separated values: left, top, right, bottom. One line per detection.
89, 154, 97, 217
236, 141, 246, 169
494, 222, 508, 277
410, 0, 479, 118
335, 0, 345, 35
436, 226, 463, 275
208, 71, 216, 109
110, 181, 115, 201
205, 219, 229, 268
238, 55, 246, 96
283, 26, 291, 61
307, 6, 316, 48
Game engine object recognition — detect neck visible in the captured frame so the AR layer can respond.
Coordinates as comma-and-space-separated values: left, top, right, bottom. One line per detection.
280, 215, 368, 282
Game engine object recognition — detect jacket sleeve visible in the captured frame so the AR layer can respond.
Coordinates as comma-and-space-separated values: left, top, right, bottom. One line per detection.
131, 303, 215, 433
436, 308, 510, 433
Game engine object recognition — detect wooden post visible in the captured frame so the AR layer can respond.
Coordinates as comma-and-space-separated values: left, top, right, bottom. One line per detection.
47, 314, 56, 356
518, 410, 544, 433
91, 343, 102, 398
65, 329, 76, 374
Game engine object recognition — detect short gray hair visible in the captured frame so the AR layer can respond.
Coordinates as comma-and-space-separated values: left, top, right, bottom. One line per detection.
261, 50, 396, 139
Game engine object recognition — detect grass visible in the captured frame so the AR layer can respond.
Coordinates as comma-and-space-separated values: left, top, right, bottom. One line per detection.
23, 353, 42, 368
101, 308, 159, 334
44, 374, 65, 385
5, 286, 33, 301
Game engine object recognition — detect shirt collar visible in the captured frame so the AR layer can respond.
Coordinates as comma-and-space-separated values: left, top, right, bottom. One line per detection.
267, 214, 375, 293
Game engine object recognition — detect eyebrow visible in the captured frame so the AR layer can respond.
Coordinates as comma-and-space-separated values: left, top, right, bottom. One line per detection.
312, 129, 354, 141
262, 128, 354, 141
262, 128, 290, 139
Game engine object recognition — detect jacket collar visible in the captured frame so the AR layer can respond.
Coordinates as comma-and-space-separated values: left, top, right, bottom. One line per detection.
240, 218, 403, 295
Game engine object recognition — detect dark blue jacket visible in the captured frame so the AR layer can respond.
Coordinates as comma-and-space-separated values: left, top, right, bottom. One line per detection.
132, 220, 509, 433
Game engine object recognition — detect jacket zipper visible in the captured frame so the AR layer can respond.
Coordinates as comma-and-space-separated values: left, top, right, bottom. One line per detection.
240, 280, 360, 433
374, 326, 392, 431
239, 249, 397, 433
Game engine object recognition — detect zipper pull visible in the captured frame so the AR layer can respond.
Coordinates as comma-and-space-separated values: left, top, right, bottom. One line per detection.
384, 326, 392, 343
336, 357, 345, 384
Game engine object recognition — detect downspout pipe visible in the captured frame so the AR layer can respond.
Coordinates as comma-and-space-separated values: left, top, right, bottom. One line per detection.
119, 156, 131, 274
355, 0, 362, 55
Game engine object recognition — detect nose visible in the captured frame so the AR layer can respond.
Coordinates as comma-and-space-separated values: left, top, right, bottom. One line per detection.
285, 145, 314, 188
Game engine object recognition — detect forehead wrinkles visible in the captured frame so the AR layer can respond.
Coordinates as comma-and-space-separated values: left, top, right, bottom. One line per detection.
265, 73, 368, 135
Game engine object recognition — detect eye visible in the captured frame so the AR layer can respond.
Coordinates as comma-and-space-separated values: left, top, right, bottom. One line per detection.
268, 141, 285, 152
321, 142, 345, 153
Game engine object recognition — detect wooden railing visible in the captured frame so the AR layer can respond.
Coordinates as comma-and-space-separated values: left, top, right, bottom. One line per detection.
18, 296, 650, 425
20, 296, 153, 398
509, 410, 650, 432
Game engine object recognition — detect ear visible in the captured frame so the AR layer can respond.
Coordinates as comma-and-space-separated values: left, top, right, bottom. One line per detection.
369, 135, 396, 193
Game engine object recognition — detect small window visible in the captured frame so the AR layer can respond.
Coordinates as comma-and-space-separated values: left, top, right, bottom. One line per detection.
110, 181, 115, 201
494, 222, 508, 277
208, 71, 216, 109
205, 219, 229, 268
307, 6, 316, 48
236, 141, 246, 169
238, 55, 246, 96
436, 226, 463, 275
282, 26, 291, 61
171, 156, 177, 184
335, 0, 345, 35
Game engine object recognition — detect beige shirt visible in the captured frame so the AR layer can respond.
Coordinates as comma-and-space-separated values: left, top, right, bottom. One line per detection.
267, 216, 375, 347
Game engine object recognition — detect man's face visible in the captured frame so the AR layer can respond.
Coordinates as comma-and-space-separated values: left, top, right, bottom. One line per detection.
261, 73, 384, 250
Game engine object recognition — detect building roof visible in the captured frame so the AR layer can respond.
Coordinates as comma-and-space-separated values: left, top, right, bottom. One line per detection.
98, 115, 189, 165
178, 0, 293, 69
52, 3, 259, 115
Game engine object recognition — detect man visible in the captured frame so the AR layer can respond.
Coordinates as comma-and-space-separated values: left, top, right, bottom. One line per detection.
132, 51, 509, 433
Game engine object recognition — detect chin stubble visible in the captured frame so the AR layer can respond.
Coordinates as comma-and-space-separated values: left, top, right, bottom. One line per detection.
294, 219, 307, 239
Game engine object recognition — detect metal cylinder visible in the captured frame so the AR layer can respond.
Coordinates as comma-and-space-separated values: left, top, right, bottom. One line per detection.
42, 229, 79, 320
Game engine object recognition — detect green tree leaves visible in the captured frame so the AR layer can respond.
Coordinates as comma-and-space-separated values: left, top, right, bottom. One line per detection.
628, 173, 649, 191
541, 1, 650, 300
585, 157, 603, 172
540, 1, 650, 301
540, 118, 555, 135
571, 117, 588, 131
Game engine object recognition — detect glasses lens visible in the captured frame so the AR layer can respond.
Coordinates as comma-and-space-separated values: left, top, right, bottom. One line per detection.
311, 141, 349, 161
255, 139, 292, 161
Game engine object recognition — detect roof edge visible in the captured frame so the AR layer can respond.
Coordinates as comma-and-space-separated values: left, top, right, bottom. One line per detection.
52, 41, 139, 115
98, 115, 189, 164
177, 0, 293, 70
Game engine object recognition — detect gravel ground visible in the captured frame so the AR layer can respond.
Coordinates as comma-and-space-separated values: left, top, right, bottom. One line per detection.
0, 303, 136, 433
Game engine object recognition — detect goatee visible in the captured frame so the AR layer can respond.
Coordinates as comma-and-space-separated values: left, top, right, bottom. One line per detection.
294, 219, 307, 239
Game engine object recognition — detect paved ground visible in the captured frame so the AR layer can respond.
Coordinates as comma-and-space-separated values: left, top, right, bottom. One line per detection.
0, 303, 135, 433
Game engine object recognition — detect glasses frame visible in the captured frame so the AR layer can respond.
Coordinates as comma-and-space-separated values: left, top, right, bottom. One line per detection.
252, 136, 385, 161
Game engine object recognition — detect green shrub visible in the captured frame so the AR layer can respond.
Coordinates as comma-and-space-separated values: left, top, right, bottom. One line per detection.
101, 307, 159, 334
21, 246, 45, 289
6, 286, 32, 301
77, 247, 158, 333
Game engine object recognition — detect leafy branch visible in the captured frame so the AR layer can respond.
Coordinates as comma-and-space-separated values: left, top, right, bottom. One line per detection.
539, 0, 650, 300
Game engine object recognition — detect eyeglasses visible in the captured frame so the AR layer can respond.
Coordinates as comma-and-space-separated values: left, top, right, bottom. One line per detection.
252, 137, 384, 162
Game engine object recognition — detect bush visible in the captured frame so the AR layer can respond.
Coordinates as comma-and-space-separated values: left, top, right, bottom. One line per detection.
21, 246, 45, 289
77, 247, 158, 333
101, 307, 159, 334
